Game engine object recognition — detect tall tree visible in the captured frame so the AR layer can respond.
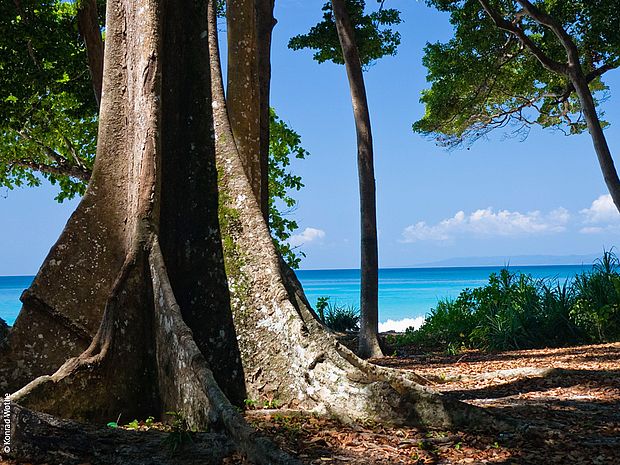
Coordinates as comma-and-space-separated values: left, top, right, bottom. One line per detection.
331, 0, 381, 358
416, 0, 620, 211
2, 0, 293, 461
289, 0, 402, 358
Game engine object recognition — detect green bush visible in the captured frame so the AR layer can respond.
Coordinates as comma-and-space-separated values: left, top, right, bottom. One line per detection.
316, 297, 359, 332
402, 292, 478, 349
571, 252, 620, 342
397, 251, 620, 352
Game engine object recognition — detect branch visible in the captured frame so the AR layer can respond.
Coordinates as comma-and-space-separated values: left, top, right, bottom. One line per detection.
16, 130, 92, 181
586, 62, 618, 82
77, 0, 104, 107
11, 159, 91, 181
477, 0, 567, 75
514, 0, 580, 67
550, 62, 618, 104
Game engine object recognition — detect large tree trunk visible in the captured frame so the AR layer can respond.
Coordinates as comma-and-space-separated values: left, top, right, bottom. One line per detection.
0, 0, 142, 394
331, 0, 383, 359
2, 0, 296, 463
208, 0, 497, 429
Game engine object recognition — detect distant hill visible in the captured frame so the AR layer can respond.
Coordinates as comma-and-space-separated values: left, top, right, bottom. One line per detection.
416, 253, 600, 268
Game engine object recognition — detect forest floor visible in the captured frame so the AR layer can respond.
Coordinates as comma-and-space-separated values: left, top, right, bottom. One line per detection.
3, 343, 619, 464
248, 342, 620, 464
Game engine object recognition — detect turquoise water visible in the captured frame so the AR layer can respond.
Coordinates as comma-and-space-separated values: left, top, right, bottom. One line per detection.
0, 275, 32, 326
297, 265, 590, 331
0, 264, 591, 331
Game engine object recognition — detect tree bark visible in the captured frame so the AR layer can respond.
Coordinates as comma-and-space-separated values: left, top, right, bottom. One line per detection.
256, 0, 276, 219
3, 0, 298, 462
77, 0, 104, 107
0, 0, 147, 394
226, 0, 270, 221
569, 68, 620, 212
331, 0, 383, 359
208, 0, 498, 430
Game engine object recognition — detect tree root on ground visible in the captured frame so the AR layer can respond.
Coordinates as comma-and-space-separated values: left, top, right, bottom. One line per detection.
8, 239, 300, 465
6, 403, 236, 465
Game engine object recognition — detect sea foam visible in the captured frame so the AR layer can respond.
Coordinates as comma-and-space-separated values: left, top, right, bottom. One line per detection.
379, 316, 425, 333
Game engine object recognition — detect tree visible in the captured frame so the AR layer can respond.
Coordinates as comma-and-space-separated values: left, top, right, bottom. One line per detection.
2, 0, 299, 462
0, 0, 306, 267
415, 0, 620, 211
3, 0, 499, 461
289, 0, 401, 358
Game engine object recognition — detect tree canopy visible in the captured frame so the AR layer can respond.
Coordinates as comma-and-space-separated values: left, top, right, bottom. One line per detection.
288, 0, 401, 67
414, 0, 620, 147
0, 0, 97, 201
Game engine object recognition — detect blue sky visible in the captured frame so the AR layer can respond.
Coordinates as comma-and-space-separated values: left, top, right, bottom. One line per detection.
1, 0, 620, 275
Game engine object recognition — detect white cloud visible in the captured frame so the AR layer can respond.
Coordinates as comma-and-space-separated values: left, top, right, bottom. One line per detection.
579, 226, 604, 234
580, 194, 620, 225
287, 227, 325, 247
379, 317, 425, 333
401, 207, 569, 243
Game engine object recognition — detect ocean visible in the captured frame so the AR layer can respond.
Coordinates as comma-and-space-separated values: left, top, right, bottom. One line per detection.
0, 264, 591, 332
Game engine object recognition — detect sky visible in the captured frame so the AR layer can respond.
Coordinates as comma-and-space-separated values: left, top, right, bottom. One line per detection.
1, 0, 620, 275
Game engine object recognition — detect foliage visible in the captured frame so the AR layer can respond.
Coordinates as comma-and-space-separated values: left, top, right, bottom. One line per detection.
316, 297, 360, 332
0, 0, 97, 201
397, 251, 620, 352
244, 398, 281, 410
162, 411, 193, 453
571, 252, 620, 342
316, 296, 330, 323
268, 108, 309, 269
414, 0, 620, 147
0, 2, 309, 267
288, 0, 401, 68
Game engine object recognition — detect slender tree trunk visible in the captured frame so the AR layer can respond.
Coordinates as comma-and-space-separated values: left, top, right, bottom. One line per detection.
331, 0, 383, 359
226, 0, 270, 221
569, 67, 620, 212
77, 0, 104, 107
256, 0, 276, 218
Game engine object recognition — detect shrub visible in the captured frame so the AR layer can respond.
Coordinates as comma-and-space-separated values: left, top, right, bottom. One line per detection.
316, 297, 359, 332
400, 292, 478, 349
396, 251, 620, 352
571, 251, 620, 342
